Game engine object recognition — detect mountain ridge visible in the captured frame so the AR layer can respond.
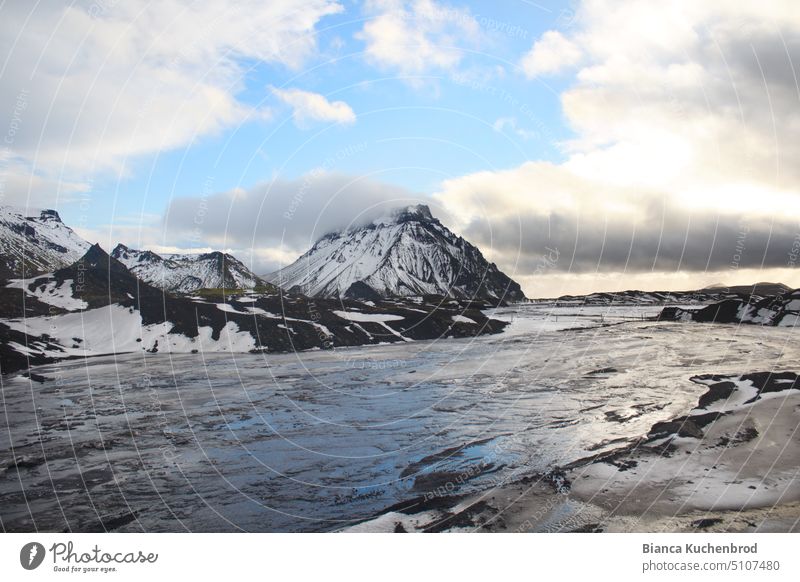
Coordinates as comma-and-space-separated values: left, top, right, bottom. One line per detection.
0, 242, 510, 375
111, 243, 272, 294
536, 282, 794, 306
0, 206, 91, 278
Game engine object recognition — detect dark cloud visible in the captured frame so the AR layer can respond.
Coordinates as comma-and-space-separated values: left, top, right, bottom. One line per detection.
165, 168, 800, 279
164, 172, 441, 268
462, 208, 800, 275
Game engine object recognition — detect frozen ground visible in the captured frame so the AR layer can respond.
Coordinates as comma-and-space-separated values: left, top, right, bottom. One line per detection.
0, 304, 797, 532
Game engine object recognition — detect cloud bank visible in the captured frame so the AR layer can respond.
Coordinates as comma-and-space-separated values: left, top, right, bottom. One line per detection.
431, 0, 800, 294
0, 0, 342, 205
163, 172, 433, 274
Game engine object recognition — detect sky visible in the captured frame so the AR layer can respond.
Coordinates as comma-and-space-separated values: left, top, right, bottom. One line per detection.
1, 0, 800, 297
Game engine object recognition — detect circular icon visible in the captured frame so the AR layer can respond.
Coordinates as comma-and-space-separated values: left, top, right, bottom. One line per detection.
20, 542, 46, 570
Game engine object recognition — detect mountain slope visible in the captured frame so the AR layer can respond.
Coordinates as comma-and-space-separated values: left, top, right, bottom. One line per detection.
267, 204, 526, 302
0, 206, 91, 279
112, 244, 272, 293
702, 282, 792, 298
659, 288, 800, 327
0, 244, 508, 375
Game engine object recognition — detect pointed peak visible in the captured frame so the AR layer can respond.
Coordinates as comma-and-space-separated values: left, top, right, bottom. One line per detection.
38, 209, 62, 222
372, 204, 436, 227
83, 242, 110, 261
112, 244, 165, 263
399, 204, 433, 221
111, 243, 129, 257
68, 242, 134, 277
272, 200, 526, 302
198, 250, 226, 262
57, 242, 115, 272
386, 204, 434, 223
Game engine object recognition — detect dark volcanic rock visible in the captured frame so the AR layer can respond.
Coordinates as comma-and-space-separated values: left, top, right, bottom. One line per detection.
695, 381, 736, 409
691, 299, 745, 323
740, 371, 800, 403
0, 245, 510, 376
343, 281, 382, 302
648, 419, 705, 439
658, 288, 800, 327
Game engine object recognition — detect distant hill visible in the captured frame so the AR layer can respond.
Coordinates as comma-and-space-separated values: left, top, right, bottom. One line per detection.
540, 283, 793, 306
659, 288, 800, 327
700, 282, 792, 297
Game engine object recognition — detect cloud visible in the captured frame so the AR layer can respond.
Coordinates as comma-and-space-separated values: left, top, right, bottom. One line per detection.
492, 117, 540, 141
520, 30, 582, 78
430, 1, 800, 294
0, 159, 90, 208
357, 0, 480, 76
163, 172, 431, 274
271, 87, 356, 127
0, 1, 342, 184
453, 199, 799, 274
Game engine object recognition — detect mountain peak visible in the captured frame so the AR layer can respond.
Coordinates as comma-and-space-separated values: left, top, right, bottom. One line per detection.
0, 205, 90, 278
269, 203, 525, 303
113, 245, 266, 293
198, 250, 226, 261
393, 204, 433, 222
82, 242, 111, 265
61, 243, 133, 280
374, 204, 435, 227
38, 209, 62, 222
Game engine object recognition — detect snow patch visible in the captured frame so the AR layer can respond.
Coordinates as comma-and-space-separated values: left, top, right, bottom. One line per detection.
6, 304, 256, 356
8, 277, 87, 311
333, 310, 404, 323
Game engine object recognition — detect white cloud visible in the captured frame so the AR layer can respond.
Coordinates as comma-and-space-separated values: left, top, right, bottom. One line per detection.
433, 1, 800, 295
357, 0, 480, 76
0, 159, 90, 208
520, 30, 582, 78
271, 87, 356, 127
492, 117, 540, 141
0, 1, 342, 184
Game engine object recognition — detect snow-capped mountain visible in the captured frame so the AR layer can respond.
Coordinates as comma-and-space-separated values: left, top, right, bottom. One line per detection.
111, 244, 271, 293
267, 204, 526, 302
0, 206, 271, 294
0, 243, 508, 375
0, 206, 91, 279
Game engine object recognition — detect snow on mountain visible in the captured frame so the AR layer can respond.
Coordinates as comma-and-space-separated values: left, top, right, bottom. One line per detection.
543, 285, 785, 307
111, 244, 271, 293
0, 206, 91, 278
267, 204, 526, 302
659, 288, 800, 327
0, 243, 509, 374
